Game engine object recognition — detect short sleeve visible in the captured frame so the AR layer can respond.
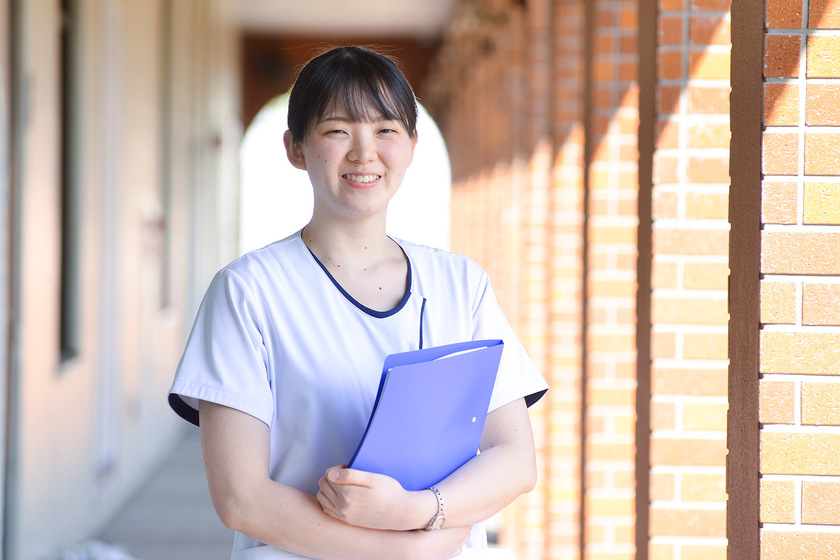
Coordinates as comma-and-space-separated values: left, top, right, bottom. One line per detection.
168, 268, 275, 427
471, 272, 549, 411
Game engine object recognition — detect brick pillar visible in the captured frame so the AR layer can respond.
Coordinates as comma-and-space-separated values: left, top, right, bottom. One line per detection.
584, 1, 640, 559
546, 1, 587, 558
756, 0, 840, 556
520, 0, 553, 555
649, 1, 732, 559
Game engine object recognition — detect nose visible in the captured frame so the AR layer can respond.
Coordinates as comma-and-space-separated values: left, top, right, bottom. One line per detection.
347, 131, 377, 163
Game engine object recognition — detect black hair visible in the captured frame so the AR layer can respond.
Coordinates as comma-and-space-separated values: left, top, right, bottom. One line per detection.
287, 46, 418, 144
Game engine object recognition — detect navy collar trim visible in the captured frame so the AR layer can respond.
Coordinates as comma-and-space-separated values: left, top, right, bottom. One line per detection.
305, 241, 412, 319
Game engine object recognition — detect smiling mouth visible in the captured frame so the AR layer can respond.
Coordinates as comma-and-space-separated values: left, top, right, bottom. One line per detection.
343, 174, 381, 183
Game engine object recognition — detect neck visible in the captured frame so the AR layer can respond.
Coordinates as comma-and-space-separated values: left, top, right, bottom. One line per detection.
301, 218, 394, 266
301, 218, 409, 312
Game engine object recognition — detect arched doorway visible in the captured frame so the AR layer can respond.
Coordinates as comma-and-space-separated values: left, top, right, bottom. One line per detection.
239, 93, 452, 255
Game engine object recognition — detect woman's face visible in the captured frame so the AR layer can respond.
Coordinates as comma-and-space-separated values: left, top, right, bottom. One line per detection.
284, 101, 417, 225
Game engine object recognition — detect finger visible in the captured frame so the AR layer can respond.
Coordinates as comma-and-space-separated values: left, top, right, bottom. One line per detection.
316, 488, 338, 515
318, 474, 333, 492
319, 500, 342, 521
327, 467, 368, 486
324, 464, 347, 477
318, 476, 342, 502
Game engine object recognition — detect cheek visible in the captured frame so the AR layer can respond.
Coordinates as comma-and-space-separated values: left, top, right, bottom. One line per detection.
385, 148, 414, 171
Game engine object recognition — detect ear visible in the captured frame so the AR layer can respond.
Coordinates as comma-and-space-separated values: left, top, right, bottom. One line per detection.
408, 131, 419, 166
284, 130, 307, 171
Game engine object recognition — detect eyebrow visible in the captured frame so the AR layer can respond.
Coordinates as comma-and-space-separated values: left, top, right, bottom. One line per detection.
318, 115, 352, 123
317, 114, 398, 125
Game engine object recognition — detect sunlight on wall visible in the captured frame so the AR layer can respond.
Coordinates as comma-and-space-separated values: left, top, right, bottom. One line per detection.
239, 94, 452, 255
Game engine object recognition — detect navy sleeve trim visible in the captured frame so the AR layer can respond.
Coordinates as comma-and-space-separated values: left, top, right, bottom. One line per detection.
525, 389, 548, 408
168, 393, 200, 427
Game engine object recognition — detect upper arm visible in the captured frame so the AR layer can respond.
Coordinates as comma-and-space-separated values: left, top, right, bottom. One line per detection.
199, 400, 271, 528
480, 397, 534, 451
479, 398, 537, 489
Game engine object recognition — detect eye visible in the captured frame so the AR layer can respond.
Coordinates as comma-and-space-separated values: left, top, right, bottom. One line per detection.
378, 128, 398, 136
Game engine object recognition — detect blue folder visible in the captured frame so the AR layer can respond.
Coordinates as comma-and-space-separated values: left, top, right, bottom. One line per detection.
347, 339, 504, 491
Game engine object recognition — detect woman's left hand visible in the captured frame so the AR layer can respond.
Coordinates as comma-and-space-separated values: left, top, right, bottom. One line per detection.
317, 466, 432, 530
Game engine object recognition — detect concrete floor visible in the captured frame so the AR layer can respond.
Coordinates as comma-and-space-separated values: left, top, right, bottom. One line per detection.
97, 429, 233, 560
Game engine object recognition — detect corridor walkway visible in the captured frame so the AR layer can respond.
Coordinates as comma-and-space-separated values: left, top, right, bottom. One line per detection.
96, 429, 233, 560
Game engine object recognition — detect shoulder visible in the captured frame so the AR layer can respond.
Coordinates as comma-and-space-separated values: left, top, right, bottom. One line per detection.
219, 231, 306, 282
396, 238, 486, 278
203, 231, 309, 308
396, 239, 491, 306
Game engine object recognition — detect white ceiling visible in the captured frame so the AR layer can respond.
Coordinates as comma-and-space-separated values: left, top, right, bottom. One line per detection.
232, 0, 458, 39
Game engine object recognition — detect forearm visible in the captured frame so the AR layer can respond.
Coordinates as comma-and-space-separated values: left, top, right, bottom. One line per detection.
222, 476, 424, 559
319, 436, 535, 534
402, 398, 538, 530
427, 441, 536, 528
199, 400, 466, 559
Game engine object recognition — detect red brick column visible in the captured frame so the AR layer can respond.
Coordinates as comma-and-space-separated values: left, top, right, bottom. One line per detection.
519, 0, 553, 555
649, 1, 731, 559
583, 1, 641, 558
757, 0, 840, 556
545, 1, 587, 558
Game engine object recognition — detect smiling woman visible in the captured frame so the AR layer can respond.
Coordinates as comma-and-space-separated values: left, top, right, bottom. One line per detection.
238, 92, 452, 254
169, 46, 547, 560
284, 106, 417, 228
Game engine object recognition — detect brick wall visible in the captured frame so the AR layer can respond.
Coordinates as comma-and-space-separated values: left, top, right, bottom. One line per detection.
427, 0, 587, 557
649, 1, 730, 560
426, 0, 840, 557
758, 0, 840, 556
425, 0, 834, 558
585, 1, 640, 558
546, 1, 588, 558
428, 0, 645, 557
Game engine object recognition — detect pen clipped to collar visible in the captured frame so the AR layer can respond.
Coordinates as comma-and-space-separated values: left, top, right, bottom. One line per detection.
419, 297, 427, 350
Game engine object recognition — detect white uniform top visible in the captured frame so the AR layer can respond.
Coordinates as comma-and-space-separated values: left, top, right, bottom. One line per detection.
168, 230, 548, 560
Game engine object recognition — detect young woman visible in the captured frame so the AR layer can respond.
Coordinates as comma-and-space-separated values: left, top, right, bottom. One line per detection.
168, 46, 548, 560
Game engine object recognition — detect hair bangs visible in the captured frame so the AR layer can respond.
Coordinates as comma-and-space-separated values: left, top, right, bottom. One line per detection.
333, 77, 408, 128
287, 46, 418, 143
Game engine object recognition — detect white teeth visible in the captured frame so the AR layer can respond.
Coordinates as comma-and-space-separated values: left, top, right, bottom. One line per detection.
345, 174, 379, 183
